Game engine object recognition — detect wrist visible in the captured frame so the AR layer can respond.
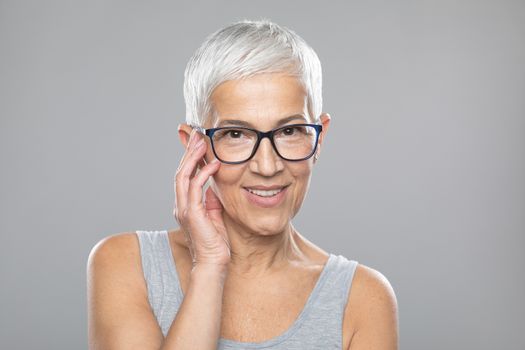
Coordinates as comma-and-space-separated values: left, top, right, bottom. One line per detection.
190, 263, 229, 280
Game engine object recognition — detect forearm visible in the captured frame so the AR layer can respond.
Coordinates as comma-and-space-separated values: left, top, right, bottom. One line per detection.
160, 265, 228, 350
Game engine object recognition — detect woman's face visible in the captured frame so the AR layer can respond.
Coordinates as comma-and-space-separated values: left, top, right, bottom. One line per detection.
182, 73, 330, 236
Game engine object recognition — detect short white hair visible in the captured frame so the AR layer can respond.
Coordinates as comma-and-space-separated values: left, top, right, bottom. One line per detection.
183, 18, 323, 127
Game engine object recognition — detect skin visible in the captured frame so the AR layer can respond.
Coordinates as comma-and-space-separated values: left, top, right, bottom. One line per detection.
175, 73, 399, 348
178, 72, 331, 276
87, 72, 399, 350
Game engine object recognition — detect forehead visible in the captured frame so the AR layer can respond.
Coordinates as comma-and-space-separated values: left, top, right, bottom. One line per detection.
209, 73, 309, 128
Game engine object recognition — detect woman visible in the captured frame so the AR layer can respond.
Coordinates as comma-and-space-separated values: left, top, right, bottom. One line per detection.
87, 19, 398, 350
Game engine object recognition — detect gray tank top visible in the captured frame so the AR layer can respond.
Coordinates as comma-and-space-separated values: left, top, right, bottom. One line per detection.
136, 230, 359, 349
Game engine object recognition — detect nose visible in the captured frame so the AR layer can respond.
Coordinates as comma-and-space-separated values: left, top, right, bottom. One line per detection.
248, 137, 284, 176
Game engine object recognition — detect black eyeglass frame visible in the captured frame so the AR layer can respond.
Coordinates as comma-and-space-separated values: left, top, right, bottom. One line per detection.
191, 123, 323, 164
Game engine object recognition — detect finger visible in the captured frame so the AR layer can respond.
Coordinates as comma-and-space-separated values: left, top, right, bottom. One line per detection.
174, 129, 203, 217
204, 186, 223, 211
174, 129, 197, 213
176, 128, 198, 174
188, 156, 220, 211
178, 135, 208, 183
204, 186, 230, 251
204, 185, 226, 229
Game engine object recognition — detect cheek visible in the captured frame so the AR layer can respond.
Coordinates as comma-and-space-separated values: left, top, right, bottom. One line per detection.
288, 163, 314, 200
210, 161, 313, 211
211, 164, 242, 186
209, 164, 245, 205
290, 160, 313, 179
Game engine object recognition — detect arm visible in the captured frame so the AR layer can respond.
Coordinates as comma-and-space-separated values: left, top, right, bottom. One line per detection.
347, 265, 399, 350
161, 264, 227, 349
87, 233, 164, 349
87, 233, 228, 350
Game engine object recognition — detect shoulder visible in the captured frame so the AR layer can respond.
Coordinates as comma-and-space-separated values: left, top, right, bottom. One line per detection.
87, 233, 165, 348
344, 262, 399, 349
351, 263, 397, 306
88, 232, 141, 267
87, 232, 146, 294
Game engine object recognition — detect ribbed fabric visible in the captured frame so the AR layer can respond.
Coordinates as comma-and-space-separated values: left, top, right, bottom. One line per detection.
136, 230, 359, 349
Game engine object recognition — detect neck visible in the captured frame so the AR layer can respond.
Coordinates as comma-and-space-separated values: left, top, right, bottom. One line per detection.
222, 215, 304, 278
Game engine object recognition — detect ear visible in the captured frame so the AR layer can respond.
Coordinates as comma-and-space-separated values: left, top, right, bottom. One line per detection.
177, 123, 194, 148
314, 113, 331, 162
177, 123, 208, 169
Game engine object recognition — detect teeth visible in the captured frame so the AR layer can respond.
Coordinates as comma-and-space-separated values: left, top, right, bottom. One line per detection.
246, 187, 284, 197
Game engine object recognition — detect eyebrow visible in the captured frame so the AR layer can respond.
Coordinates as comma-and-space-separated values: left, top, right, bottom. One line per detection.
215, 114, 308, 128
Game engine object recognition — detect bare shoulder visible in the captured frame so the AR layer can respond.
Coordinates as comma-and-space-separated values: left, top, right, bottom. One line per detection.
87, 232, 163, 349
350, 263, 398, 305
87, 232, 146, 293
345, 263, 399, 350
88, 232, 141, 261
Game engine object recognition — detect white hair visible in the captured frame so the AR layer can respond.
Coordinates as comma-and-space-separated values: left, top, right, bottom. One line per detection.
183, 18, 323, 127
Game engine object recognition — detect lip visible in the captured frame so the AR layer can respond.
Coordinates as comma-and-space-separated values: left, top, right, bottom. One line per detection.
243, 184, 289, 190
243, 185, 289, 208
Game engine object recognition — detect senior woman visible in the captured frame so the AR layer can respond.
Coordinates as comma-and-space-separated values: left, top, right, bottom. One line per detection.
87, 19, 398, 350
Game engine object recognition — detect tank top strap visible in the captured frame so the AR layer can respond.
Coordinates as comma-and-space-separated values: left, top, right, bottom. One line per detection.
277, 254, 358, 349
136, 230, 183, 335
317, 254, 359, 311
136, 229, 360, 347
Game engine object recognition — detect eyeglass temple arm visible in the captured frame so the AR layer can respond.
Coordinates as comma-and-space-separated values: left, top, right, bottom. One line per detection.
190, 125, 207, 134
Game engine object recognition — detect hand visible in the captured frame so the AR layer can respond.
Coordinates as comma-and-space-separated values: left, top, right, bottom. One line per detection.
173, 128, 231, 269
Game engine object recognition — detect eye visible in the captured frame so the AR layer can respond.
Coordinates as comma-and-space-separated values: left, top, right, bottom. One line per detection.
227, 129, 243, 138
283, 127, 296, 135
214, 128, 248, 141
281, 125, 308, 136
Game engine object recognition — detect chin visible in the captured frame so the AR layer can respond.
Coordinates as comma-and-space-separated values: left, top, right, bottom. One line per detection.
245, 214, 290, 235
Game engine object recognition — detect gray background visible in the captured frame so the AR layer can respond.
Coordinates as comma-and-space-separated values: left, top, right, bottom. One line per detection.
1, 0, 524, 349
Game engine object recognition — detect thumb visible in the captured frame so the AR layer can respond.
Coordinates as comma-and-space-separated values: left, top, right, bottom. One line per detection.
204, 186, 228, 242
204, 186, 223, 215
205, 186, 231, 253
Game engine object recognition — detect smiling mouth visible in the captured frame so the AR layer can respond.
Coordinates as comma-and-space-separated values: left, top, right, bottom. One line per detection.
245, 187, 284, 197
242, 184, 290, 208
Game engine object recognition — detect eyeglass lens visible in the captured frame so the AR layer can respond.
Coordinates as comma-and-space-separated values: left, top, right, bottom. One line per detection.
211, 125, 317, 162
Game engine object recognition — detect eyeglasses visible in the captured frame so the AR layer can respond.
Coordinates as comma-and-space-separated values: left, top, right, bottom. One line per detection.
191, 123, 323, 164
